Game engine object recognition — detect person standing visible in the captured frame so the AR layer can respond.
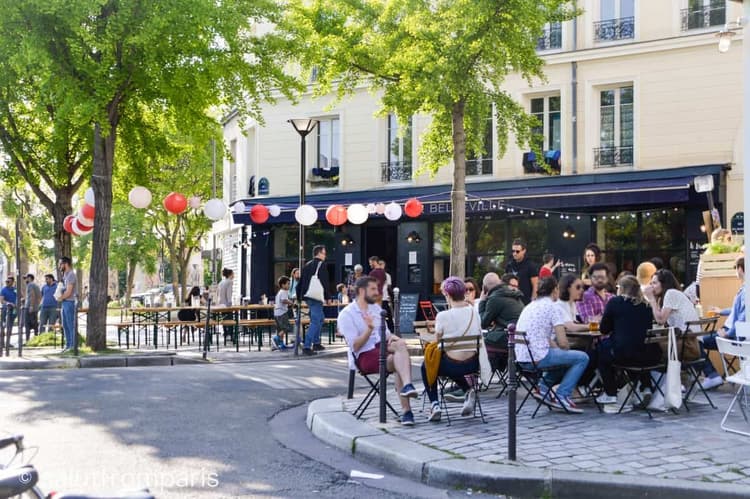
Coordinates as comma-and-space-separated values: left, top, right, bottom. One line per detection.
298, 245, 329, 355
0, 276, 17, 344
23, 274, 41, 341
289, 268, 300, 302
581, 242, 602, 287
368, 255, 386, 300
217, 268, 235, 343
505, 238, 538, 305
57, 257, 77, 352
379, 258, 395, 333
39, 274, 58, 333
346, 264, 364, 302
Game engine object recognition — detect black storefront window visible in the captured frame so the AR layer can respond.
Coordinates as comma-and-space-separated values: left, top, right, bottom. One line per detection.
271, 224, 337, 296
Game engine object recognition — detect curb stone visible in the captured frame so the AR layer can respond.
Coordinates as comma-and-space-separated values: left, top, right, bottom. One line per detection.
307, 396, 750, 499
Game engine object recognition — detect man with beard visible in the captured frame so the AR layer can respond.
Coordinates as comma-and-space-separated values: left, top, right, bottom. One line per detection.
337, 276, 418, 426
577, 262, 614, 324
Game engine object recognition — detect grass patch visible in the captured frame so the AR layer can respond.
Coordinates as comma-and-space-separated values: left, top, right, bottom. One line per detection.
26, 332, 85, 348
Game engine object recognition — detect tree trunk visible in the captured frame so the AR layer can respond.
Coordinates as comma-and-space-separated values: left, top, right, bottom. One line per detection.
87, 120, 117, 351
125, 258, 137, 307
52, 197, 73, 265
449, 99, 467, 278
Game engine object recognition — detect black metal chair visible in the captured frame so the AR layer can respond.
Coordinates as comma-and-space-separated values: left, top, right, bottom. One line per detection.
436, 334, 487, 425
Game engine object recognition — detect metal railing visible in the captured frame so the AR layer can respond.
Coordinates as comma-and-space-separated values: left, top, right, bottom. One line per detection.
594, 146, 633, 168
680, 4, 725, 31
466, 158, 493, 176
380, 161, 412, 182
536, 24, 562, 51
594, 17, 635, 42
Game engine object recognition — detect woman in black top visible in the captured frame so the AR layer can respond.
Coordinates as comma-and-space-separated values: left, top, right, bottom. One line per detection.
597, 275, 661, 402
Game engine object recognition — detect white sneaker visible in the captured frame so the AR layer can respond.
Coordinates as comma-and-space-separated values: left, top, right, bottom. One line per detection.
701, 376, 723, 391
428, 403, 442, 422
595, 393, 617, 405
603, 403, 632, 414
647, 390, 667, 412
461, 389, 476, 416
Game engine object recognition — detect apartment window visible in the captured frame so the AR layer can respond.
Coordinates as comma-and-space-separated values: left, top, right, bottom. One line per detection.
537, 22, 562, 51
311, 117, 340, 186
595, 0, 635, 42
681, 0, 726, 31
229, 139, 237, 201
530, 96, 561, 152
466, 113, 493, 176
595, 86, 633, 168
382, 113, 412, 182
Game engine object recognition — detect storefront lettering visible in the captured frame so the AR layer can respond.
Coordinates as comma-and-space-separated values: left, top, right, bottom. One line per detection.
427, 200, 503, 214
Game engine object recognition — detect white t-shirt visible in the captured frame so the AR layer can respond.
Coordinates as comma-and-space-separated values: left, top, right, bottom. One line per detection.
337, 302, 389, 356
515, 297, 565, 363
662, 288, 700, 332
554, 299, 578, 324
274, 289, 289, 317
435, 306, 482, 341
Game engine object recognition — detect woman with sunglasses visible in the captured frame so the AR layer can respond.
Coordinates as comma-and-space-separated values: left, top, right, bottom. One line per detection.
464, 277, 480, 313
555, 274, 591, 333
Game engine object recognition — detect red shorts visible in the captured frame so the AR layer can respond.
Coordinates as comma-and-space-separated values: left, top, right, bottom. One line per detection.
356, 343, 383, 374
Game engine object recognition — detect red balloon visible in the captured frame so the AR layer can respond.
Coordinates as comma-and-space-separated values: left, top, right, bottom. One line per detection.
163, 192, 188, 215
404, 198, 424, 218
250, 204, 269, 224
63, 215, 76, 234
325, 205, 347, 226
81, 203, 95, 220
77, 217, 94, 230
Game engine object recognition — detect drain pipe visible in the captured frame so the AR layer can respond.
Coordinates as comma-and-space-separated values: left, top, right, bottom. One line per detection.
571, 3, 578, 174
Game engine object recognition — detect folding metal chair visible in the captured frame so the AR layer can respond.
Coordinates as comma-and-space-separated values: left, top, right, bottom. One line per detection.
682, 317, 719, 410
418, 301, 437, 334
341, 337, 399, 420
716, 337, 750, 437
513, 332, 573, 418
437, 334, 487, 425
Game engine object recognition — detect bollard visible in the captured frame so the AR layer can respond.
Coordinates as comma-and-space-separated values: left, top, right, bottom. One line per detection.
392, 288, 400, 336
18, 304, 25, 357
202, 297, 212, 360
379, 309, 388, 423
507, 323, 517, 461
73, 301, 78, 357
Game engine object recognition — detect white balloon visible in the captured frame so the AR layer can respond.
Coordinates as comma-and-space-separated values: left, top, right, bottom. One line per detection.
347, 203, 368, 225
71, 218, 92, 236
128, 186, 152, 209
188, 196, 202, 210
77, 211, 94, 227
232, 203, 246, 214
375, 203, 386, 215
268, 204, 281, 217
204, 198, 227, 221
384, 202, 402, 221
366, 203, 376, 214
295, 204, 318, 226
84, 187, 95, 206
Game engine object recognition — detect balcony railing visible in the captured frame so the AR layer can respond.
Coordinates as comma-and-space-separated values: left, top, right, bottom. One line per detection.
536, 24, 562, 51
594, 146, 633, 168
594, 17, 635, 42
466, 158, 493, 176
381, 161, 412, 182
680, 4, 725, 31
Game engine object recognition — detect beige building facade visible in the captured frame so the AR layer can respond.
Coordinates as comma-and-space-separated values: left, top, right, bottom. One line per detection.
222, 0, 744, 309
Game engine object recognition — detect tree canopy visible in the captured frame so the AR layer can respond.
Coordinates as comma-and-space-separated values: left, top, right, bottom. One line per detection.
284, 0, 578, 276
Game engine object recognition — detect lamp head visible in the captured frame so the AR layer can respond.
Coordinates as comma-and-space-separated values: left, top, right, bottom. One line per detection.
288, 119, 319, 137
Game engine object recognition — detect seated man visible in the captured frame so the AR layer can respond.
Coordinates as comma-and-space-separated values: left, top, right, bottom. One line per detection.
700, 256, 746, 390
515, 277, 589, 414
338, 276, 418, 426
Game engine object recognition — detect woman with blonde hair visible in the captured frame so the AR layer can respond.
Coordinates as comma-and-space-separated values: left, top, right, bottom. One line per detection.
636, 261, 657, 291
596, 275, 661, 409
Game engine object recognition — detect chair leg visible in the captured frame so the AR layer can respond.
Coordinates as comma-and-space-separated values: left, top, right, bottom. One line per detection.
347, 369, 355, 399
684, 365, 717, 409
721, 384, 750, 437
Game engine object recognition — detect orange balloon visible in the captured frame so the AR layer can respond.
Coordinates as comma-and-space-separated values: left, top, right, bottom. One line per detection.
250, 204, 270, 224
404, 198, 424, 218
325, 205, 347, 226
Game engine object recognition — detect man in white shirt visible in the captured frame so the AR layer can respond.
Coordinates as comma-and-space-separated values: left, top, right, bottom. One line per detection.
338, 276, 418, 426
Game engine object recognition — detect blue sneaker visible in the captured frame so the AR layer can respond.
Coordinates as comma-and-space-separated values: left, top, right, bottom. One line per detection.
400, 410, 415, 426
400, 383, 418, 398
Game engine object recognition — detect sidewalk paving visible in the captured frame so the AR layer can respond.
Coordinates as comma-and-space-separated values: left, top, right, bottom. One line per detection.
308, 374, 750, 498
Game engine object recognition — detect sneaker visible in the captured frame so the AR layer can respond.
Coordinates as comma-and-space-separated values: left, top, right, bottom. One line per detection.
313, 343, 326, 351
646, 390, 667, 412
638, 387, 652, 407
595, 393, 617, 405
400, 411, 415, 426
443, 389, 466, 402
302, 348, 317, 356
428, 403, 442, 422
400, 383, 419, 398
271, 344, 279, 351
461, 389, 476, 417
532, 386, 557, 405
558, 396, 584, 414
603, 403, 633, 414
701, 375, 723, 391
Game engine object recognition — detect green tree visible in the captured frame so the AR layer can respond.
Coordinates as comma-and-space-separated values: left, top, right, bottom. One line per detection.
1, 0, 300, 349
285, 0, 578, 276
109, 201, 158, 306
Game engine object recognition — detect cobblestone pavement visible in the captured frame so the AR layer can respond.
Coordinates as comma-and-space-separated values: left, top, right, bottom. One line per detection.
344, 377, 750, 487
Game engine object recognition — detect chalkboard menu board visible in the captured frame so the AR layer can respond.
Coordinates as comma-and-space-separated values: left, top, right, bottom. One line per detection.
688, 240, 703, 282
397, 293, 419, 334
731, 212, 744, 235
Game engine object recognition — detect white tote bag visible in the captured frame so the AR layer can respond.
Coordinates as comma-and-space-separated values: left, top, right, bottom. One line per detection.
664, 327, 683, 410
303, 261, 325, 302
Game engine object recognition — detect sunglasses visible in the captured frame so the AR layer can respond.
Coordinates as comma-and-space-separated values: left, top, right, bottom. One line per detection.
466, 287, 475, 292
512, 249, 522, 254
573, 285, 583, 290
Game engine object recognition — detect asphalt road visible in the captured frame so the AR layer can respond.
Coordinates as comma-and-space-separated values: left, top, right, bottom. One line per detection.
0, 357, 499, 499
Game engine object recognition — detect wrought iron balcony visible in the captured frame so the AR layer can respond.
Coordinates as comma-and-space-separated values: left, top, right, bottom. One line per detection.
537, 24, 562, 51
381, 161, 412, 182
594, 146, 633, 168
594, 17, 635, 42
680, 4, 725, 31
466, 158, 492, 176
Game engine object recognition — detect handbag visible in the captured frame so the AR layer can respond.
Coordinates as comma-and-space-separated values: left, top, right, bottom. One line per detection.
303, 261, 325, 302
664, 327, 683, 409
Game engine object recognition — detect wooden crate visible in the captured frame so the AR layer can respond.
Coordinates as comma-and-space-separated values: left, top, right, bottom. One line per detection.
699, 252, 741, 311
700, 252, 742, 278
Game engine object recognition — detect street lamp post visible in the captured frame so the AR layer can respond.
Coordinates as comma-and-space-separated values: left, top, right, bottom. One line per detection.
288, 119, 318, 357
